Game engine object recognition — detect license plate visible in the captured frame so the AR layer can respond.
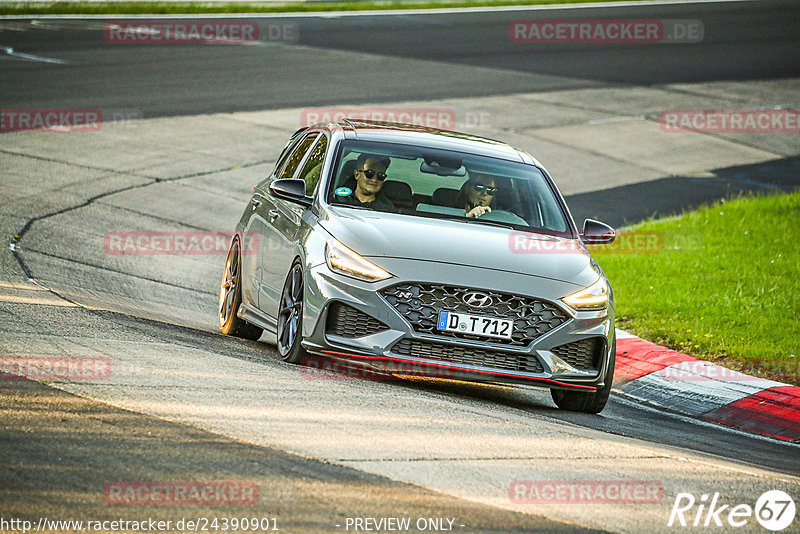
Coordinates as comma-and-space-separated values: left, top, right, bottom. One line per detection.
437, 310, 513, 340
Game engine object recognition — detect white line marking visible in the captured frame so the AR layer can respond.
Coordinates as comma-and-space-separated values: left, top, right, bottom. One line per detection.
0, 294, 77, 306
0, 46, 65, 64
0, 23, 28, 31
0, 281, 47, 291
587, 115, 646, 125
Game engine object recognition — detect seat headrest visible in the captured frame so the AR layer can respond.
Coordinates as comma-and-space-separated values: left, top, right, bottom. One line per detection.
382, 180, 412, 199
432, 187, 459, 207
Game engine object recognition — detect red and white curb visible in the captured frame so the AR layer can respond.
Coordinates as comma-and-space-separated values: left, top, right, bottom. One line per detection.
613, 330, 800, 442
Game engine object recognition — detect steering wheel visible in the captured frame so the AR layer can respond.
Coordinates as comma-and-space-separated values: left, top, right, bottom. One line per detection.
478, 209, 527, 225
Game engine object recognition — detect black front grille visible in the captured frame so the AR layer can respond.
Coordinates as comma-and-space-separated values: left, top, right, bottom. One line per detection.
551, 338, 603, 371
391, 339, 544, 374
325, 302, 389, 338
381, 283, 568, 347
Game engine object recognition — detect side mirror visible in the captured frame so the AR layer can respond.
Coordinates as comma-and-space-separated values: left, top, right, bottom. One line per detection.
582, 219, 615, 245
269, 179, 312, 208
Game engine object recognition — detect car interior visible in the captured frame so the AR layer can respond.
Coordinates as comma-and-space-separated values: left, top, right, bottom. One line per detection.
326, 147, 568, 234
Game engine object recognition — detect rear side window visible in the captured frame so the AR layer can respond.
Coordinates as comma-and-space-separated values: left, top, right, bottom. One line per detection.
277, 133, 318, 180
296, 135, 328, 195
272, 131, 304, 177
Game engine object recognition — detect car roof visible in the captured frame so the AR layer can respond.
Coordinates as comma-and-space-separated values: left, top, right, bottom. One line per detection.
308, 120, 537, 165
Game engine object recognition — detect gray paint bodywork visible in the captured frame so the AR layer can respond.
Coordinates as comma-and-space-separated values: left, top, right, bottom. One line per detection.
234, 122, 615, 392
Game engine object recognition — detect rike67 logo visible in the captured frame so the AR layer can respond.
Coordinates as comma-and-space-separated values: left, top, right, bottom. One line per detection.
668, 490, 796, 531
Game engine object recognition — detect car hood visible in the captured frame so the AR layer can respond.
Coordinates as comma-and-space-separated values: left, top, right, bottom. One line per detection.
320, 207, 599, 287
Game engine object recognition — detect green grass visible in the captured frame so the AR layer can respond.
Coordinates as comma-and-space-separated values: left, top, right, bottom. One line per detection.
0, 0, 648, 16
590, 192, 800, 385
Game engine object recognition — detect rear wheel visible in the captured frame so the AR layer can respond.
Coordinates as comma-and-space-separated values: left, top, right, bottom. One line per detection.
277, 261, 309, 364
219, 237, 263, 341
551, 339, 615, 414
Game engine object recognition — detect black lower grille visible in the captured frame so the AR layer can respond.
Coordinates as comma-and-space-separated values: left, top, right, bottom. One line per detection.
391, 339, 544, 374
325, 302, 389, 338
381, 283, 568, 347
551, 338, 603, 370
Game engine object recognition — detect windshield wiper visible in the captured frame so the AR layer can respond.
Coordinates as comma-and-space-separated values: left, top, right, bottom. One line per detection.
434, 216, 517, 230
459, 218, 516, 230
332, 203, 372, 211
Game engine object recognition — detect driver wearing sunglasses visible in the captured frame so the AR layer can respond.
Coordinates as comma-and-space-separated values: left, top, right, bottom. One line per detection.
456, 172, 497, 218
342, 154, 394, 209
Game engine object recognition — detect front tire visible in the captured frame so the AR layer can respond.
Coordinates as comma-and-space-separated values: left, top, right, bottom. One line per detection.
219, 236, 263, 341
551, 339, 615, 414
277, 261, 309, 364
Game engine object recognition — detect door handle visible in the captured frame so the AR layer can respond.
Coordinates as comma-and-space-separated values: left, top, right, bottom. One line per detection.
268, 209, 280, 223
250, 198, 262, 210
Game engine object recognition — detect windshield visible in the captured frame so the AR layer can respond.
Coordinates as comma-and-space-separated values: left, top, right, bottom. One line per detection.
326, 139, 572, 236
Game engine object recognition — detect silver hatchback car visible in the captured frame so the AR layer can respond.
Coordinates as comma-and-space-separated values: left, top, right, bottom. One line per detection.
219, 120, 617, 413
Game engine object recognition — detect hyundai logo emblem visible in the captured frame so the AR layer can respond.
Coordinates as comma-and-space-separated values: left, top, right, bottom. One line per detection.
462, 291, 493, 308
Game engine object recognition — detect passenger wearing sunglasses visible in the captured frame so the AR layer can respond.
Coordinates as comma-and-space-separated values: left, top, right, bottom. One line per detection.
456, 173, 497, 218
341, 154, 394, 209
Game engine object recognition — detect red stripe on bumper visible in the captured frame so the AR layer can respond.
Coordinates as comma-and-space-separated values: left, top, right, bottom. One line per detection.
319, 349, 597, 390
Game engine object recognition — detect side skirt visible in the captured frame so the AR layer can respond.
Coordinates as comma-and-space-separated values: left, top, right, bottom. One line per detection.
238, 302, 278, 337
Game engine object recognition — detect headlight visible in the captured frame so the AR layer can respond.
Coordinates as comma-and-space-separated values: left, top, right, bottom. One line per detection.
561, 278, 609, 311
325, 239, 392, 282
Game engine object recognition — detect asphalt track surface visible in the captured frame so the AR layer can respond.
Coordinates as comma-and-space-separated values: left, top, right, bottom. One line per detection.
2, 1, 800, 532
3, 375, 593, 533
0, 0, 798, 117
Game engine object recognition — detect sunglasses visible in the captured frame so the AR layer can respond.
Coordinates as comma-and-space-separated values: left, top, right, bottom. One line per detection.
356, 169, 387, 181
471, 183, 497, 195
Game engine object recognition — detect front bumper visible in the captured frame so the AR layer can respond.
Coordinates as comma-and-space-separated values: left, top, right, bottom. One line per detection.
300, 260, 615, 391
